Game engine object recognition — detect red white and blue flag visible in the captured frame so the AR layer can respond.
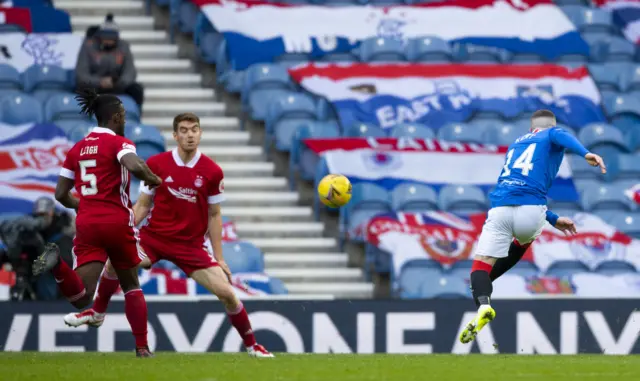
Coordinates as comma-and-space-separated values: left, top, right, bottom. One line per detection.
367, 211, 640, 298
290, 63, 605, 130
304, 137, 580, 203
594, 0, 640, 44
625, 183, 640, 205
0, 123, 72, 215
195, 0, 589, 70
0, 6, 72, 33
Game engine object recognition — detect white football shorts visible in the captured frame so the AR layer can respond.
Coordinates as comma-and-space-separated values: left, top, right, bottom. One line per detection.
474, 205, 547, 259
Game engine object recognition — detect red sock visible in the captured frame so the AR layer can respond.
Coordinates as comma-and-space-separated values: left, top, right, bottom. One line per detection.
52, 260, 86, 303
124, 289, 148, 348
92, 271, 120, 314
227, 302, 256, 347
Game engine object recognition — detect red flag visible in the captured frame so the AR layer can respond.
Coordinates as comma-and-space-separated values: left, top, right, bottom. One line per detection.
0, 7, 32, 33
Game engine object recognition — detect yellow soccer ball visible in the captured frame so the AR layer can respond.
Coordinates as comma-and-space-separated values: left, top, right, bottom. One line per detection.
317, 174, 352, 208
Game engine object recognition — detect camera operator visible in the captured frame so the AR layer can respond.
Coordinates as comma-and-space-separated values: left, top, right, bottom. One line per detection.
0, 197, 74, 301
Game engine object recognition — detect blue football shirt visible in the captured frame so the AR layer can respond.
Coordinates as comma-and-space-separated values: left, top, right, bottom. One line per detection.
489, 127, 589, 208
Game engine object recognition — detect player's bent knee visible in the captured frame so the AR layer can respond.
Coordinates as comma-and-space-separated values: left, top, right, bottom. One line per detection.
138, 257, 152, 270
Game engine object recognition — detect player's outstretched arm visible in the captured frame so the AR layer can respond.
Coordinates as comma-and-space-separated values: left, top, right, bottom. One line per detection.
133, 192, 153, 226
546, 210, 577, 236
120, 153, 162, 188
54, 176, 79, 211
550, 129, 606, 174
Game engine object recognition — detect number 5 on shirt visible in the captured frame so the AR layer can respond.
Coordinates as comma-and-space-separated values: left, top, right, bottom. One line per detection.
80, 159, 98, 196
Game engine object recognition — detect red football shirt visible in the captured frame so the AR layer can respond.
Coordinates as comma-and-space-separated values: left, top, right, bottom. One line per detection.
60, 127, 137, 227
140, 149, 224, 249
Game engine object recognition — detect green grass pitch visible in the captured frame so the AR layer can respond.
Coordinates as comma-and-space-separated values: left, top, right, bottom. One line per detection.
2, 353, 640, 381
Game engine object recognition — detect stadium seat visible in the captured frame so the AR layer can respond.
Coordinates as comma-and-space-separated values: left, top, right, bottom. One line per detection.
588, 64, 620, 92
438, 185, 488, 214
606, 37, 636, 62
358, 37, 407, 62
578, 123, 628, 153
44, 93, 86, 122
617, 154, 640, 180
407, 36, 452, 62
68, 124, 93, 143
289, 120, 341, 186
389, 123, 435, 138
545, 260, 590, 278
0, 94, 43, 124
118, 95, 141, 123
594, 260, 637, 276
242, 64, 293, 122
268, 277, 289, 294
391, 183, 438, 212
125, 124, 166, 160
483, 122, 527, 146
452, 43, 509, 63
0, 64, 22, 90
419, 273, 470, 299
437, 122, 485, 144
582, 184, 635, 212
607, 212, 640, 238
222, 242, 265, 273
316, 98, 338, 121
194, 12, 222, 64
318, 52, 358, 63
569, 154, 602, 180
22, 65, 69, 93
344, 122, 386, 137
619, 65, 640, 92
265, 92, 318, 152
340, 183, 392, 243
627, 126, 640, 152
170, 0, 199, 37
603, 93, 640, 133
56, 119, 93, 135
396, 259, 442, 296
575, 7, 614, 37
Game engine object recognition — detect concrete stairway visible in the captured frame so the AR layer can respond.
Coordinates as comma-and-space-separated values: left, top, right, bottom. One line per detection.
57, 0, 373, 298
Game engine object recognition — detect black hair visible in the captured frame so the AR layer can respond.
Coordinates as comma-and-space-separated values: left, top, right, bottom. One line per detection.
75, 88, 122, 127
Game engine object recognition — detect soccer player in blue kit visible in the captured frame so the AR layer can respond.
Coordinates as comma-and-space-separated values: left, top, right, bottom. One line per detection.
459, 110, 607, 344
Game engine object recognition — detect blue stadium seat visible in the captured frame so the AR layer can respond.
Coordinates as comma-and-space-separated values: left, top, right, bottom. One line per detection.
437, 122, 484, 144
0, 94, 43, 124
68, 124, 93, 143
607, 212, 640, 238
582, 184, 635, 212
574, 7, 614, 37
242, 64, 293, 122
56, 119, 93, 135
22, 64, 68, 93
125, 124, 165, 160
358, 37, 407, 62
418, 273, 471, 299
194, 12, 222, 64
438, 185, 488, 214
268, 277, 289, 294
389, 123, 435, 138
170, 0, 199, 36
265, 92, 318, 152
578, 123, 628, 153
546, 260, 590, 278
344, 122, 386, 137
340, 183, 391, 243
619, 65, 640, 92
594, 260, 637, 276
483, 122, 527, 146
603, 93, 640, 133
569, 154, 602, 180
407, 36, 452, 63
44, 93, 86, 122
222, 242, 265, 273
452, 43, 509, 63
588, 64, 620, 92
555, 0, 591, 5
0, 64, 22, 90
289, 121, 341, 186
316, 98, 338, 121
617, 154, 640, 180
118, 95, 141, 123
606, 37, 636, 62
391, 183, 438, 212
275, 53, 310, 65
398, 265, 440, 299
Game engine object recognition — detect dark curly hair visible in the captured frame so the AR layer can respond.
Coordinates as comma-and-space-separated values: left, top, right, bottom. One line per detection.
75, 88, 122, 127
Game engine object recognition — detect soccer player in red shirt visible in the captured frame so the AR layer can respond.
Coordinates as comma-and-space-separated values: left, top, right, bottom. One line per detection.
65, 113, 273, 357
32, 89, 162, 357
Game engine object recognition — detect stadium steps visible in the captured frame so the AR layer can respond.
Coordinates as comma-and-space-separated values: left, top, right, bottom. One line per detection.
60, 0, 372, 299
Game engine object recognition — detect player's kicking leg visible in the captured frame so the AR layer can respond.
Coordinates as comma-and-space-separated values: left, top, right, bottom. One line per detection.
32, 243, 103, 309
190, 266, 274, 358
